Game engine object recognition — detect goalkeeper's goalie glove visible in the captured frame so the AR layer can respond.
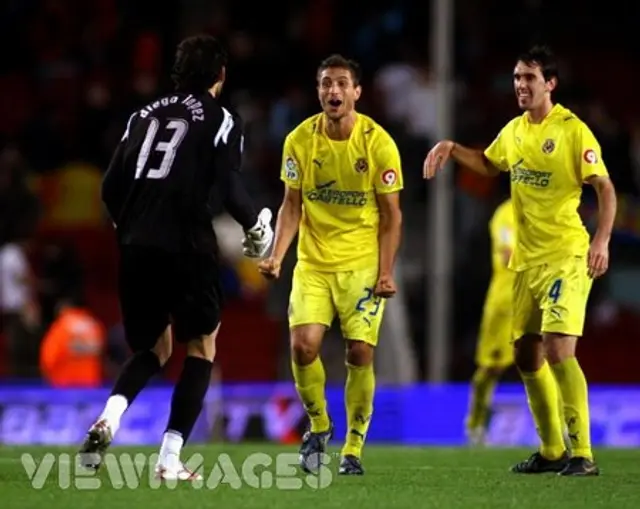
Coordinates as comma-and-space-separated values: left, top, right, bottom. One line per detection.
242, 208, 274, 258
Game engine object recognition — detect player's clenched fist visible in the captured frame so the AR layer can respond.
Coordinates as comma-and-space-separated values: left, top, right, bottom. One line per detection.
258, 257, 281, 280
374, 274, 397, 298
423, 140, 455, 179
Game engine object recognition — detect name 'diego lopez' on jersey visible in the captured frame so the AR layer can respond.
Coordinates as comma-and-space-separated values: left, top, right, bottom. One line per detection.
139, 94, 206, 123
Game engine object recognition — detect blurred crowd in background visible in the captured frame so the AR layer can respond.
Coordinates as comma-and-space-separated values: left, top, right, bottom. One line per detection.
2, 0, 640, 387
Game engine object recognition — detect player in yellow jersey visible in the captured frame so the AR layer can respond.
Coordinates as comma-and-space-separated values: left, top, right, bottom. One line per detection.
466, 196, 568, 447
423, 46, 616, 476
465, 198, 516, 445
258, 54, 403, 476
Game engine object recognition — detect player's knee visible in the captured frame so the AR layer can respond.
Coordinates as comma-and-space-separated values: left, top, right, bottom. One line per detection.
186, 338, 216, 362
513, 334, 544, 372
290, 325, 323, 365
345, 340, 374, 367
543, 333, 577, 365
151, 326, 173, 365
185, 325, 220, 362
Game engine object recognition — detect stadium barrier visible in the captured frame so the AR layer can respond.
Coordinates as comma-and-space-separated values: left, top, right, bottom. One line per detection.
0, 384, 639, 447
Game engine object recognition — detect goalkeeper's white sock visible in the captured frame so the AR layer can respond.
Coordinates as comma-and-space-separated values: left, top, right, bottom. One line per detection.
158, 430, 184, 470
98, 395, 128, 436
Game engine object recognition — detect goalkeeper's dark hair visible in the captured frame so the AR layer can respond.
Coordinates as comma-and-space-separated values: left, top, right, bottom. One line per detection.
317, 54, 362, 86
171, 35, 227, 94
517, 45, 559, 83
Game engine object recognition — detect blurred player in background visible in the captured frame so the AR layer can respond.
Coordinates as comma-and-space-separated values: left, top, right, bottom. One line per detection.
258, 55, 403, 475
465, 197, 515, 445
79, 35, 273, 481
466, 196, 568, 448
424, 45, 616, 476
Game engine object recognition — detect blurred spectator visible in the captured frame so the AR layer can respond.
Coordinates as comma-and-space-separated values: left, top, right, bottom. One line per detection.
268, 85, 310, 147
39, 292, 106, 388
0, 238, 40, 378
0, 144, 41, 377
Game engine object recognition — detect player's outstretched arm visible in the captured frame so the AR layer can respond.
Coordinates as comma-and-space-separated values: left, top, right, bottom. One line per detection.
272, 186, 301, 261
258, 185, 301, 279
222, 169, 259, 231
423, 140, 500, 179
216, 117, 260, 231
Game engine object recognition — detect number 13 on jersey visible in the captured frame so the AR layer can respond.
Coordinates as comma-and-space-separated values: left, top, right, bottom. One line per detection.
135, 118, 189, 180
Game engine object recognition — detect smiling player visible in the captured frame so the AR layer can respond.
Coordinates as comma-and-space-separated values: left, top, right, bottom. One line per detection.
258, 54, 403, 475
423, 45, 616, 476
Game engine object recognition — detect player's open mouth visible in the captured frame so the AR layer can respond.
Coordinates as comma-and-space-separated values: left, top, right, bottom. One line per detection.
328, 99, 342, 107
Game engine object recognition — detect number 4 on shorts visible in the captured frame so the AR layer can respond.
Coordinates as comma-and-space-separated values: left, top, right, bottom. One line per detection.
548, 279, 562, 304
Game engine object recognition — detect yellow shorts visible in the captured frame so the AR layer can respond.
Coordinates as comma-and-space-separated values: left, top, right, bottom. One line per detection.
476, 303, 514, 368
288, 265, 385, 346
512, 256, 593, 340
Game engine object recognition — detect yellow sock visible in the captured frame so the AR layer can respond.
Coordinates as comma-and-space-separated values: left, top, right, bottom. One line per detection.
556, 387, 571, 451
550, 357, 593, 460
341, 363, 375, 458
519, 361, 566, 460
291, 356, 330, 433
466, 368, 500, 431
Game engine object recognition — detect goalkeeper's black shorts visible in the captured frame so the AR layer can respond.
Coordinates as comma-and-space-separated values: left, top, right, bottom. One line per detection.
117, 245, 223, 350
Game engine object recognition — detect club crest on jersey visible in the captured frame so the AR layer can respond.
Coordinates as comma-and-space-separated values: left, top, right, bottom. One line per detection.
541, 139, 555, 154
285, 157, 299, 181
354, 158, 368, 173
381, 169, 397, 186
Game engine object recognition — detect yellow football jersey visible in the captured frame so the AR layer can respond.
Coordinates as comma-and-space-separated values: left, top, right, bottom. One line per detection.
485, 198, 515, 307
280, 113, 403, 271
489, 199, 515, 276
484, 104, 608, 271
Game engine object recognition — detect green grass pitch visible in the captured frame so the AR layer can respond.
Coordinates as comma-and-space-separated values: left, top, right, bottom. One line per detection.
2, 444, 639, 509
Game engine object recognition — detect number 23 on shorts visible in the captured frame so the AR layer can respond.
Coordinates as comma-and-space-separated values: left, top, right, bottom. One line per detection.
355, 287, 382, 316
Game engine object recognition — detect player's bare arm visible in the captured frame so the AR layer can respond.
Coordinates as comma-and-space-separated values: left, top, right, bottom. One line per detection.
258, 185, 302, 279
423, 140, 500, 179
375, 191, 401, 298
586, 175, 617, 278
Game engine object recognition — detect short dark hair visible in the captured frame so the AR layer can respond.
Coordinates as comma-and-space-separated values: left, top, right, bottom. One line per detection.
317, 54, 362, 86
517, 45, 559, 82
171, 35, 227, 94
